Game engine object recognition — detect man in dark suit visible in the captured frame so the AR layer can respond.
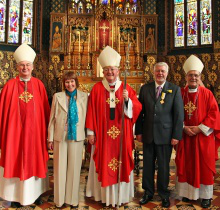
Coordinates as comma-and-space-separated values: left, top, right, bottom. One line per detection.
135, 62, 184, 208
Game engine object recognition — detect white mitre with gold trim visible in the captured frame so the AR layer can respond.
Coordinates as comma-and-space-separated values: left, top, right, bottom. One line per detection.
14, 43, 36, 63
183, 55, 204, 74
98, 46, 121, 68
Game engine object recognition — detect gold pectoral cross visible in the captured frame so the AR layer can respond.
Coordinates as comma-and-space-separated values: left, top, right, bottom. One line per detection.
184, 101, 196, 119
19, 91, 33, 103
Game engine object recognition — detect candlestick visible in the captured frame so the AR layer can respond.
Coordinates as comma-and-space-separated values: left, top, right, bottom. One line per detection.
88, 29, 90, 52
69, 32, 71, 53
87, 28, 91, 69
79, 31, 80, 53
67, 53, 71, 69
137, 29, 139, 53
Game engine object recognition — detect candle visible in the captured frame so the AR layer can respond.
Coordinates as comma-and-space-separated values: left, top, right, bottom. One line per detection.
112, 22, 114, 46
118, 28, 120, 52
88, 29, 90, 52
79, 31, 80, 53
69, 32, 71, 53
137, 29, 139, 53
95, 22, 96, 50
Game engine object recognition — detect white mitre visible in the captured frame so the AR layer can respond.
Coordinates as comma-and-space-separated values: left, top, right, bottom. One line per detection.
183, 55, 204, 74
14, 43, 36, 63
98, 46, 121, 68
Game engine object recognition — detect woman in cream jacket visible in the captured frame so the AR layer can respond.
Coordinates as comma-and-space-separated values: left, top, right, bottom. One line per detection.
48, 72, 88, 208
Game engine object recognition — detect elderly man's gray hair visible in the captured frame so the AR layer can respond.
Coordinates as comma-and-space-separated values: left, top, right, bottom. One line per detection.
153, 62, 169, 72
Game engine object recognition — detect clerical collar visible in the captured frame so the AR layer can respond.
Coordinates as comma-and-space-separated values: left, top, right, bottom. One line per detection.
108, 78, 119, 86
188, 87, 198, 93
19, 77, 31, 82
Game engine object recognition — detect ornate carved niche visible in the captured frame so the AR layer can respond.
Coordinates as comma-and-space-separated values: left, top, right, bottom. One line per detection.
64, 15, 93, 72
95, 5, 114, 51
50, 14, 67, 53
116, 17, 143, 74
143, 15, 158, 54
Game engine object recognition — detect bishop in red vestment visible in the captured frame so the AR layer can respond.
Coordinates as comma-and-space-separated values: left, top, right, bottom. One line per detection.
175, 55, 220, 208
86, 46, 142, 207
0, 43, 50, 206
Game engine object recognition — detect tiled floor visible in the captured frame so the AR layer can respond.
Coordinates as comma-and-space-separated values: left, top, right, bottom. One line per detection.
1, 153, 220, 209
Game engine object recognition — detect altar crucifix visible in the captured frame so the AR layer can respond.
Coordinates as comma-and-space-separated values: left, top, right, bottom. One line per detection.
99, 19, 110, 49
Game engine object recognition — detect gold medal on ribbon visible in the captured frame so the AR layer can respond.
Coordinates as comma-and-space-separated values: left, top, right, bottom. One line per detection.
160, 92, 166, 104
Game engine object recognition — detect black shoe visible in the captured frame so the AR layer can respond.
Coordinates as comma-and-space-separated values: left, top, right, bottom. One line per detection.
139, 192, 153, 205
55, 205, 63, 209
70, 205, 79, 209
182, 197, 190, 202
11, 202, 22, 208
201, 199, 211, 208
155, 160, 158, 170
34, 197, 44, 205
162, 198, 170, 208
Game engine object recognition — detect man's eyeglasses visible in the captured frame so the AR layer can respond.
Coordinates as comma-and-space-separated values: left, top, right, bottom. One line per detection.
18, 63, 33, 68
103, 68, 117, 72
187, 73, 200, 78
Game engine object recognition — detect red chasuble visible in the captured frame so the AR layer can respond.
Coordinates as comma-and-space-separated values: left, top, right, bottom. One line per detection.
86, 81, 142, 187
0, 76, 50, 180
176, 86, 219, 188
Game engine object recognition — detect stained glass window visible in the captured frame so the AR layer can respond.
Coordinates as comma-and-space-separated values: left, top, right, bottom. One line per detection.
70, 0, 95, 14
125, 3, 131, 14
8, 0, 20, 44
0, 0, 35, 45
132, 4, 137, 13
0, 0, 6, 42
173, 0, 212, 48
86, 3, 92, 13
101, 0, 109, 5
69, 0, 137, 14
200, 0, 212, 45
78, 2, 83, 13
22, 0, 34, 44
174, 0, 184, 47
187, 0, 198, 46
116, 4, 123, 14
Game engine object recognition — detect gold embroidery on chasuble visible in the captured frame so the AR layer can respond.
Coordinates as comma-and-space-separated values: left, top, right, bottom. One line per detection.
107, 125, 120, 139
108, 158, 121, 172
19, 91, 33, 103
106, 97, 120, 105
184, 101, 197, 119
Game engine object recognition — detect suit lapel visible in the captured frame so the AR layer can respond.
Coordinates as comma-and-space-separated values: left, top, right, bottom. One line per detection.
57, 90, 85, 112
162, 81, 169, 93
57, 92, 68, 112
149, 82, 156, 101
76, 90, 83, 107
